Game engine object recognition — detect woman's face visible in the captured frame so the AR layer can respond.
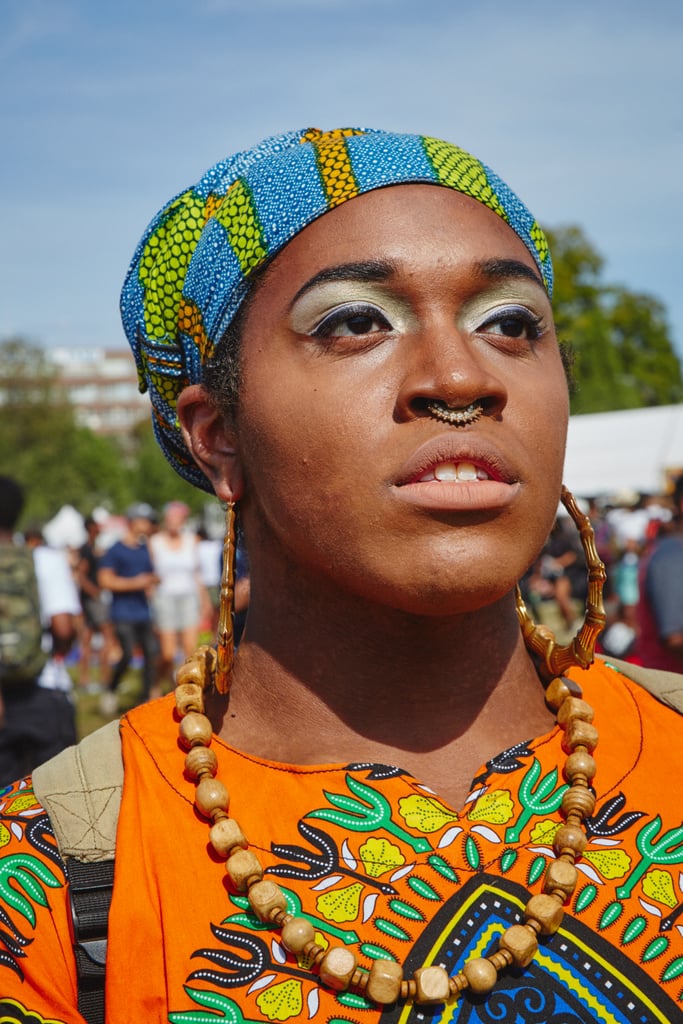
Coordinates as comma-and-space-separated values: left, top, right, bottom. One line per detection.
212, 184, 568, 614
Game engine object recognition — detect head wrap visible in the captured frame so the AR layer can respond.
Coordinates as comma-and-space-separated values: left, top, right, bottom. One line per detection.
121, 127, 552, 491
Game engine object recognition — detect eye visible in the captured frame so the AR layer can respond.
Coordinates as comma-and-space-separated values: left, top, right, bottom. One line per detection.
476, 305, 544, 342
311, 303, 393, 339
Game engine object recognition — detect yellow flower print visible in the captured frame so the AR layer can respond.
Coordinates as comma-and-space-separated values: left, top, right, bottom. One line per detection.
5, 792, 39, 814
642, 868, 677, 908
316, 882, 363, 923
359, 837, 405, 878
398, 795, 459, 834
256, 979, 304, 1022
529, 819, 561, 845
583, 848, 631, 880
468, 790, 514, 825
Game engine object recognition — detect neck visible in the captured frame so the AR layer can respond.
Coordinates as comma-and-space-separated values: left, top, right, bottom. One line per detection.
213, 573, 554, 809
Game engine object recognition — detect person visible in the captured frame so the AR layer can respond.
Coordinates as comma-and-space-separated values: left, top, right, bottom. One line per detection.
150, 500, 211, 692
637, 473, 683, 670
75, 515, 116, 692
1, 128, 681, 1023
96, 502, 158, 713
0, 477, 80, 785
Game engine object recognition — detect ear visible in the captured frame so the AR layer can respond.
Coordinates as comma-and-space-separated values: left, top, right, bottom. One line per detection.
176, 385, 244, 504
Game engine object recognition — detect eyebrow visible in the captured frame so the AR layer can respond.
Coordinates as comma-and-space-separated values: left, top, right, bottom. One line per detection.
288, 260, 398, 308
475, 258, 544, 288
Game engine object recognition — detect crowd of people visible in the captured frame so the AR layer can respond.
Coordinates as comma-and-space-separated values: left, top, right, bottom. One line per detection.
523, 478, 683, 669
0, 485, 247, 786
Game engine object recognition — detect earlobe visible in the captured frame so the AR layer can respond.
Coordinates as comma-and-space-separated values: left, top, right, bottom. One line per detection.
176, 385, 244, 503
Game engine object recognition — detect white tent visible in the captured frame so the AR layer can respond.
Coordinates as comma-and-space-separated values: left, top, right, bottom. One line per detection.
564, 404, 683, 498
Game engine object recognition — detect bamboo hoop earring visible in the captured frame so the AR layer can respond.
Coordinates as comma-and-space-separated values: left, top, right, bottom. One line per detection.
516, 486, 607, 682
215, 502, 236, 695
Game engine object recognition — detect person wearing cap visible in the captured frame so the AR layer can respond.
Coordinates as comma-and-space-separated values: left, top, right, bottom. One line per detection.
97, 503, 159, 713
2, 128, 683, 1022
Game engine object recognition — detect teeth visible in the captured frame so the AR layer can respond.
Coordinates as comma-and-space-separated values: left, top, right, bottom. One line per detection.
431, 461, 488, 482
456, 462, 478, 481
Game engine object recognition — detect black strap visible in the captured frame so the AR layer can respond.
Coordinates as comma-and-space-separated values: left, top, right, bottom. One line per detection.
66, 857, 115, 1024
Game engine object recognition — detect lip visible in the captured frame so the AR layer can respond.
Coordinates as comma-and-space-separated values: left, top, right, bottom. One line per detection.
392, 434, 521, 512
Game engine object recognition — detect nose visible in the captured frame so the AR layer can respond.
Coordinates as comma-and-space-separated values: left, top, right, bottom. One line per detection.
393, 318, 508, 423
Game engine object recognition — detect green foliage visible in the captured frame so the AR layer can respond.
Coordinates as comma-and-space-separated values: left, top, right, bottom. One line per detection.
0, 338, 132, 522
546, 226, 683, 413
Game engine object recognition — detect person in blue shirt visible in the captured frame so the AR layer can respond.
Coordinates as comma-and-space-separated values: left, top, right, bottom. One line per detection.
98, 503, 159, 712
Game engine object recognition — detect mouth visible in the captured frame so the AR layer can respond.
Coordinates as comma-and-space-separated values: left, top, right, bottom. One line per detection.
393, 436, 520, 512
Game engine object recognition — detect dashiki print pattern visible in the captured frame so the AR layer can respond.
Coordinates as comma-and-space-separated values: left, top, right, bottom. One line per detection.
0, 662, 682, 1022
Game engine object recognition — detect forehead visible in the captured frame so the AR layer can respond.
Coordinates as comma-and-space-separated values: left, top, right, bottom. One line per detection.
257, 184, 543, 297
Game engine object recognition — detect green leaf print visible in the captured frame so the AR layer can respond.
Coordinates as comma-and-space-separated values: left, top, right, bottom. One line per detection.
307, 774, 432, 852
0, 853, 62, 926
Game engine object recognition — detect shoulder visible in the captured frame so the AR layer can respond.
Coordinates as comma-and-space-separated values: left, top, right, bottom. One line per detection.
595, 654, 683, 716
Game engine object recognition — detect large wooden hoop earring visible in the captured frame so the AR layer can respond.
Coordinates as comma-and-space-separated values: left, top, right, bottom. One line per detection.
516, 486, 607, 682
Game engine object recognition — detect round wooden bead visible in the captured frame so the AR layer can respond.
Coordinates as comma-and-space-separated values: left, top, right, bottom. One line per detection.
498, 924, 538, 968
319, 946, 357, 991
281, 916, 317, 954
545, 675, 582, 711
543, 858, 578, 898
413, 965, 450, 1004
184, 745, 218, 779
525, 894, 564, 935
366, 959, 403, 1005
209, 817, 248, 857
561, 719, 599, 754
564, 750, 597, 784
553, 824, 587, 858
556, 696, 594, 727
175, 682, 204, 715
195, 777, 230, 817
179, 712, 213, 749
226, 848, 263, 891
176, 660, 207, 689
463, 957, 498, 994
561, 786, 596, 819
248, 879, 288, 923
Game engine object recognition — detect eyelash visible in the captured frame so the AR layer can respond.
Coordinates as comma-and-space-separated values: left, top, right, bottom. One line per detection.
476, 305, 544, 342
310, 303, 392, 339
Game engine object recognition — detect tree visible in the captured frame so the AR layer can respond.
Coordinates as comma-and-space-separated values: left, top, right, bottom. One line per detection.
0, 337, 132, 523
546, 227, 683, 414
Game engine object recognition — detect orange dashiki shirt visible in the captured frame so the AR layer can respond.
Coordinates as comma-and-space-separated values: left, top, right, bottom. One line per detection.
1, 659, 682, 1023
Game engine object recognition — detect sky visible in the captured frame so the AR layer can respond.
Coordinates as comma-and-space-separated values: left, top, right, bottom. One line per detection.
2, 0, 682, 360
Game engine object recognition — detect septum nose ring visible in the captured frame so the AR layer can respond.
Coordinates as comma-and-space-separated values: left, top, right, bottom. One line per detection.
425, 400, 484, 426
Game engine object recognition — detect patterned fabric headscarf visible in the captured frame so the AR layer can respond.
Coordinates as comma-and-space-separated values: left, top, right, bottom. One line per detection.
121, 127, 552, 491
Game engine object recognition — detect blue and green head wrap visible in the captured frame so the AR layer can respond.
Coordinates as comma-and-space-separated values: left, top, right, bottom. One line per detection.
121, 127, 553, 492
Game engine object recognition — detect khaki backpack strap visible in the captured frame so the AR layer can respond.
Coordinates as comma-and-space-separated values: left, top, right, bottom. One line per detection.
33, 719, 123, 862
598, 655, 683, 715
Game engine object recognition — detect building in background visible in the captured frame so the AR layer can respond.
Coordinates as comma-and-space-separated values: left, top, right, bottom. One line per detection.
49, 347, 148, 436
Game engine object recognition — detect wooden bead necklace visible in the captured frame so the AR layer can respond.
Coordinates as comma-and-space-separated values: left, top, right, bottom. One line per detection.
174, 647, 598, 1008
